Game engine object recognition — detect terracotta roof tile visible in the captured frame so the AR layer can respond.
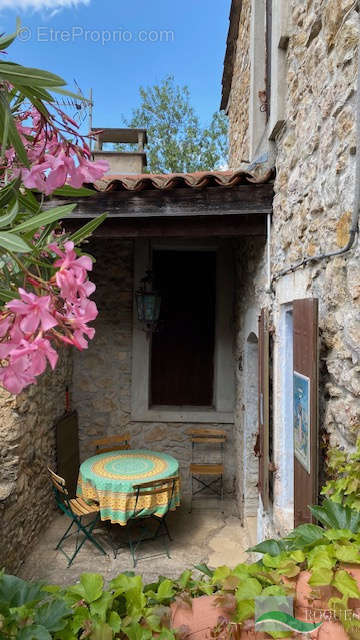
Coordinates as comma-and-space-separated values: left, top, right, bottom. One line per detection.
89, 168, 274, 193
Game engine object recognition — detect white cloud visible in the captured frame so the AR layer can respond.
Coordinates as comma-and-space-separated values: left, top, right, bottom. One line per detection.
0, 0, 89, 11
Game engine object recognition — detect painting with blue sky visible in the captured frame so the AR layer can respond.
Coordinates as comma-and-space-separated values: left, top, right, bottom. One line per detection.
0, 0, 231, 134
293, 371, 311, 474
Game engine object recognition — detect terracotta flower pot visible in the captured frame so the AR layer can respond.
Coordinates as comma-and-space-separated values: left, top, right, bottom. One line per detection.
170, 594, 287, 639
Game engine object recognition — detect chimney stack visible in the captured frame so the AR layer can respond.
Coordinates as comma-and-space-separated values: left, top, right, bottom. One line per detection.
91, 128, 147, 174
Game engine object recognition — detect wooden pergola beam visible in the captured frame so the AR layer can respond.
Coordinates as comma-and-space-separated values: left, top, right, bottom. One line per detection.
47, 183, 273, 220
64, 213, 267, 238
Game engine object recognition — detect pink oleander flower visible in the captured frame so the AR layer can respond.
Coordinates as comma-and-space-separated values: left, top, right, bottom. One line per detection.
0, 358, 36, 395
43, 151, 75, 195
69, 157, 109, 188
58, 298, 98, 350
50, 241, 93, 276
0, 315, 12, 338
11, 336, 58, 377
7, 289, 57, 333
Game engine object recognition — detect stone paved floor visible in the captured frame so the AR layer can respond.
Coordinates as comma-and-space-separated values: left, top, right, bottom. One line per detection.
19, 499, 257, 586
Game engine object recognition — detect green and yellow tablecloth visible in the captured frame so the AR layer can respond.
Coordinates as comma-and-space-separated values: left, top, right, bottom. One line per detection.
77, 449, 180, 525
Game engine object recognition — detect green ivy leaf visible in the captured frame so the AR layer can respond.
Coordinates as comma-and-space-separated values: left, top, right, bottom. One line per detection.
309, 567, 334, 586
89, 621, 113, 640
235, 577, 262, 600
178, 570, 192, 589
108, 611, 121, 633
69, 606, 90, 635
333, 570, 360, 599
17, 625, 51, 640
307, 546, 335, 570
156, 580, 176, 602
0, 574, 43, 607
79, 573, 104, 604
235, 599, 255, 623
34, 599, 72, 632
334, 545, 360, 564
123, 622, 152, 640
212, 566, 231, 585
89, 592, 114, 622
285, 524, 325, 549
324, 529, 355, 541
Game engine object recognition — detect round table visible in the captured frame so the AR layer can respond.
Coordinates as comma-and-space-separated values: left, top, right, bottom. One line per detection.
77, 449, 181, 525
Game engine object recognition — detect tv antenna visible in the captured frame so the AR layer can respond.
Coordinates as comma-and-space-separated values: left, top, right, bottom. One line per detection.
54, 80, 93, 131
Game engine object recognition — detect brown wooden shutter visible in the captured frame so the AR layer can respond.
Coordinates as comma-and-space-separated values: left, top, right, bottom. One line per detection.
55, 410, 80, 498
293, 299, 319, 526
258, 308, 270, 510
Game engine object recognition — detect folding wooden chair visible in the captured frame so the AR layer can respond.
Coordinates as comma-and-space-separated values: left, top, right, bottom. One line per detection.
115, 475, 178, 568
188, 428, 226, 513
48, 467, 108, 566
92, 432, 131, 454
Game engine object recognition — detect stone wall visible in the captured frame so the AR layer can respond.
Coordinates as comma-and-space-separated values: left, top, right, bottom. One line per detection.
227, 0, 252, 166
233, 238, 268, 520
272, 0, 360, 449
73, 239, 237, 500
227, 0, 360, 537
0, 349, 72, 573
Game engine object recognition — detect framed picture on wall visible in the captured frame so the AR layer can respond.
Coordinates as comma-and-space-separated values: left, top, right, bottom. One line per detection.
293, 371, 311, 474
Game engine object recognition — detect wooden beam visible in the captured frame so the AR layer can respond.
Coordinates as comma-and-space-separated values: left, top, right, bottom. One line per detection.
64, 214, 267, 238
46, 183, 273, 219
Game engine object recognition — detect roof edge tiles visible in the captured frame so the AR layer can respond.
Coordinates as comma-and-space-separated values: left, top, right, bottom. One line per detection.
87, 168, 274, 193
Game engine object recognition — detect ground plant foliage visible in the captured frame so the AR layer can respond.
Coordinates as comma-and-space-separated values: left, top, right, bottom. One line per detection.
2, 496, 360, 640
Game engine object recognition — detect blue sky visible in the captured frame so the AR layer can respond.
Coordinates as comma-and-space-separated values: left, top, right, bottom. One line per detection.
0, 0, 231, 132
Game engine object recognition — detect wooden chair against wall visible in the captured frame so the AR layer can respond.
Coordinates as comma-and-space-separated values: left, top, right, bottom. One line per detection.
48, 467, 108, 566
188, 428, 226, 514
92, 432, 131, 454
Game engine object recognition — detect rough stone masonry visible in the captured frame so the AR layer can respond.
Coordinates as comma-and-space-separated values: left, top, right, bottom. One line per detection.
227, 0, 360, 536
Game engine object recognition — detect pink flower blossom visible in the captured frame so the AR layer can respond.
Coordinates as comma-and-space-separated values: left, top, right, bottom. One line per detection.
7, 289, 57, 333
0, 358, 36, 395
11, 336, 58, 376
69, 158, 109, 188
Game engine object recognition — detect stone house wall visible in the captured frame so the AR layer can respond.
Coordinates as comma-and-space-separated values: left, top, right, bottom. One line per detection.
72, 238, 237, 501
227, 0, 252, 166
0, 349, 72, 573
227, 0, 360, 537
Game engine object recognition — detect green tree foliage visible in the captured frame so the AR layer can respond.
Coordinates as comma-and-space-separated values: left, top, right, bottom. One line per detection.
122, 75, 228, 174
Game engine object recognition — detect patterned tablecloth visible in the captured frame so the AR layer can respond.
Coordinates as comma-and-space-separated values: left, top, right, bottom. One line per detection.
77, 449, 181, 525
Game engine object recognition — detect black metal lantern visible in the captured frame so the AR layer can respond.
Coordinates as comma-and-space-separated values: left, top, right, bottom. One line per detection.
135, 269, 161, 333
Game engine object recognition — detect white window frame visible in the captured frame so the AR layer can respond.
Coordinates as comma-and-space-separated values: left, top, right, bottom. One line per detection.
131, 239, 235, 423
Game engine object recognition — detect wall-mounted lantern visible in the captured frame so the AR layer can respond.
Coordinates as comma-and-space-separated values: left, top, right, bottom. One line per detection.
135, 269, 161, 333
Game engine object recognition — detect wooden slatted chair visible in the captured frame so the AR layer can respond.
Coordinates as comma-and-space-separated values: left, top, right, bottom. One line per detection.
48, 467, 108, 566
92, 432, 131, 454
115, 475, 179, 567
188, 428, 226, 513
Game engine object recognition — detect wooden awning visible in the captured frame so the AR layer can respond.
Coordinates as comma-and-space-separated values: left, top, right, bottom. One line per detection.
47, 168, 274, 239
